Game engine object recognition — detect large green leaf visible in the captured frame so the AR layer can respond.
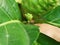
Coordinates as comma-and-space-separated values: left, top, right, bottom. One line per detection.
0, 0, 22, 23
0, 20, 29, 45
37, 33, 60, 45
0, 0, 30, 45
23, 24, 40, 45
43, 6, 60, 27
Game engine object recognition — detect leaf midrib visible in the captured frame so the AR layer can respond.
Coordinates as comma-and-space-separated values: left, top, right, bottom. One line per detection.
0, 20, 21, 27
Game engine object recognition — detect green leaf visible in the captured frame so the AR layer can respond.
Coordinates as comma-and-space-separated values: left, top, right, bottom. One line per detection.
0, 0, 22, 23
0, 0, 29, 45
0, 20, 29, 45
23, 24, 40, 45
43, 6, 60, 27
37, 33, 60, 45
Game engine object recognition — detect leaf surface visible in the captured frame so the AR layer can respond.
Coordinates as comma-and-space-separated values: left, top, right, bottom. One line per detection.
0, 0, 29, 45
0, 20, 29, 45
44, 6, 60, 27
37, 33, 60, 45
23, 24, 40, 45
0, 0, 22, 23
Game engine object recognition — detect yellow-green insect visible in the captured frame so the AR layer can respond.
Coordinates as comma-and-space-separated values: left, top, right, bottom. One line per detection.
25, 13, 33, 23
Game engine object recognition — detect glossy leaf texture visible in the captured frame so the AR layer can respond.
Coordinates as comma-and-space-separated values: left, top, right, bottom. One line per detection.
37, 33, 60, 45
23, 24, 40, 45
0, 0, 30, 45
43, 6, 60, 27
0, 0, 22, 24
0, 20, 29, 45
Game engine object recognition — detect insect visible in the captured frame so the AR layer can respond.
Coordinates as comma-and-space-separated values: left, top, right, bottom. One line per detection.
25, 13, 33, 23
